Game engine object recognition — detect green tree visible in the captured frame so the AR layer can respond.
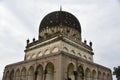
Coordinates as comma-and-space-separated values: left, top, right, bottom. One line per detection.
113, 66, 120, 80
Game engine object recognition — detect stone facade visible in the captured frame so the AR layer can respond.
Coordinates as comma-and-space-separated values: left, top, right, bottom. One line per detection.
2, 10, 112, 80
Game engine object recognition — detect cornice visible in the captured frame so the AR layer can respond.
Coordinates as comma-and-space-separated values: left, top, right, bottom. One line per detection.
5, 51, 110, 72
25, 32, 93, 55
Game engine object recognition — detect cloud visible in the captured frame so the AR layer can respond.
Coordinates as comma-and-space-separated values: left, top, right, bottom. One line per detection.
0, 3, 26, 79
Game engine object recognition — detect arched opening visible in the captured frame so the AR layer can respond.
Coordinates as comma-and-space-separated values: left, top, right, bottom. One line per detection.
36, 64, 43, 80
78, 66, 84, 80
15, 69, 20, 80
10, 70, 14, 80
45, 62, 54, 80
5, 71, 9, 80
98, 71, 101, 80
28, 66, 34, 80
103, 72, 106, 80
92, 70, 96, 80
67, 63, 75, 80
107, 73, 110, 80
85, 68, 91, 80
21, 67, 26, 80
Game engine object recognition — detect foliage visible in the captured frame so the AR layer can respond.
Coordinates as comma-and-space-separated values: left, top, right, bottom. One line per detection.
113, 66, 120, 80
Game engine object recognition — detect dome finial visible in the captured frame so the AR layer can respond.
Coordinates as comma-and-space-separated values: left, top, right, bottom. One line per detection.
60, 5, 62, 11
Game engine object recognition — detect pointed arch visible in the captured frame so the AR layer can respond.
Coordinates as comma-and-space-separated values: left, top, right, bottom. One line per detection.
21, 67, 26, 80
67, 63, 75, 80
103, 72, 106, 80
92, 70, 96, 80
85, 68, 91, 80
28, 66, 34, 80
15, 69, 20, 80
5, 71, 9, 80
36, 64, 43, 80
107, 73, 110, 80
10, 70, 14, 80
98, 71, 101, 80
78, 65, 84, 80
45, 62, 54, 80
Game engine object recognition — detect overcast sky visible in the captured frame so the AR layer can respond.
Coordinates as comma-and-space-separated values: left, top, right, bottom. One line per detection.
0, 0, 120, 80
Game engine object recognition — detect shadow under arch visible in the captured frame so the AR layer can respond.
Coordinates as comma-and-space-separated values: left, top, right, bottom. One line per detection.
15, 68, 20, 80
78, 65, 84, 80
9, 69, 14, 80
85, 68, 91, 80
98, 71, 102, 80
67, 63, 75, 80
28, 66, 34, 80
21, 67, 26, 80
35, 64, 43, 80
103, 72, 106, 80
92, 70, 97, 80
107, 73, 110, 80
44, 62, 54, 80
5, 71, 9, 80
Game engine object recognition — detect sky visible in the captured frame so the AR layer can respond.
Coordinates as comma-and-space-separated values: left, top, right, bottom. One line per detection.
0, 0, 120, 80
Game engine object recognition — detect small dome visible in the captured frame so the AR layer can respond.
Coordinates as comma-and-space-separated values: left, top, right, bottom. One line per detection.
39, 11, 81, 33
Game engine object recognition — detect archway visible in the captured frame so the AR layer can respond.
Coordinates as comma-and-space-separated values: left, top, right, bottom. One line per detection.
67, 63, 75, 80
9, 70, 14, 80
103, 72, 106, 80
45, 62, 54, 80
28, 66, 34, 80
78, 66, 84, 80
85, 68, 91, 80
36, 64, 43, 80
98, 71, 101, 80
5, 71, 9, 80
21, 67, 26, 80
107, 73, 110, 80
15, 69, 20, 80
92, 70, 96, 80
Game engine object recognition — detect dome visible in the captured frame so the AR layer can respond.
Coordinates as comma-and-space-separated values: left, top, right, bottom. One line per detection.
39, 11, 81, 33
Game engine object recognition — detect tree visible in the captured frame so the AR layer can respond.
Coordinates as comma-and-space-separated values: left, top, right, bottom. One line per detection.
113, 66, 120, 80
